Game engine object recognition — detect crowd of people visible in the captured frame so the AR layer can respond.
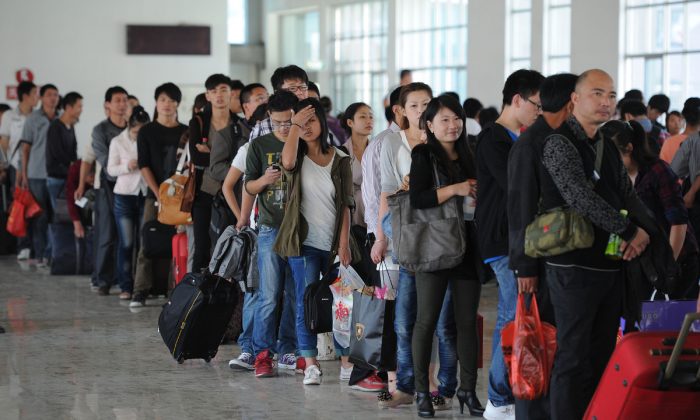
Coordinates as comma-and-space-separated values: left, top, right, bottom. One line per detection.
1, 64, 700, 420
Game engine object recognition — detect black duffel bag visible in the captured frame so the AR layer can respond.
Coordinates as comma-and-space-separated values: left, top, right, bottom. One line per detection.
142, 220, 176, 259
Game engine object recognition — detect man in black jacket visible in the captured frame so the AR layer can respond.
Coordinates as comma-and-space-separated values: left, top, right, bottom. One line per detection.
476, 69, 544, 420
540, 69, 650, 419
506, 72, 578, 420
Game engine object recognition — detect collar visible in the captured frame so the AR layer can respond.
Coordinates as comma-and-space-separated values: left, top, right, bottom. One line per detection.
565, 115, 594, 143
389, 121, 401, 132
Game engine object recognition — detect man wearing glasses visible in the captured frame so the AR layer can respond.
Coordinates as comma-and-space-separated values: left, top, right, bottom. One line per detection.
475, 69, 544, 420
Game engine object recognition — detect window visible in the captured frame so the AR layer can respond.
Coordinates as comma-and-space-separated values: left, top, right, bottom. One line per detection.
227, 0, 247, 44
280, 11, 321, 70
397, 0, 469, 98
331, 1, 389, 120
543, 0, 571, 74
506, 0, 532, 76
621, 0, 700, 110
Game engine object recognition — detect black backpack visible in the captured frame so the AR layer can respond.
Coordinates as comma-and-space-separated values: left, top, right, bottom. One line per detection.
303, 263, 339, 334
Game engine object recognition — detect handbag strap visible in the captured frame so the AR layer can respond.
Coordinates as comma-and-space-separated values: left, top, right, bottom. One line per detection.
176, 142, 190, 174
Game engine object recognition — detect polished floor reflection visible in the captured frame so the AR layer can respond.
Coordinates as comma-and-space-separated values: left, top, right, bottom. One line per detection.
0, 256, 498, 419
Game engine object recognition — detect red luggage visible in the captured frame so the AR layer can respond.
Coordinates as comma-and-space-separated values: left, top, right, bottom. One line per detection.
172, 232, 188, 285
584, 313, 700, 420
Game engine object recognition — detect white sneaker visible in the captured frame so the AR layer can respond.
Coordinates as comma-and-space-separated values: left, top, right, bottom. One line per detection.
303, 364, 322, 385
17, 248, 30, 261
483, 400, 516, 420
339, 365, 353, 381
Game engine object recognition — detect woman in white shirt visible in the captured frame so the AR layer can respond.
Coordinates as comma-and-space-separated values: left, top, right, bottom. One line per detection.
107, 106, 149, 300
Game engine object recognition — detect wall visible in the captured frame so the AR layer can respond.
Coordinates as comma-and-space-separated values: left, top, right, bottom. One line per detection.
0, 0, 229, 154
571, 0, 620, 80
468, 0, 507, 107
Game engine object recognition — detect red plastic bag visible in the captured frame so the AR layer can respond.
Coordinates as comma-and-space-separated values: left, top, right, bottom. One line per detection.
6, 199, 27, 237
501, 294, 557, 400
16, 187, 42, 219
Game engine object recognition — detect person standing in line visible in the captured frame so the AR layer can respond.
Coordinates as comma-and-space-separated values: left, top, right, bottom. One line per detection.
18, 84, 60, 267
507, 72, 578, 420
45, 92, 83, 210
107, 106, 150, 300
409, 95, 483, 418
84, 86, 129, 296
130, 83, 188, 308
541, 69, 650, 419
476, 69, 544, 420
275, 98, 359, 386
1, 81, 39, 261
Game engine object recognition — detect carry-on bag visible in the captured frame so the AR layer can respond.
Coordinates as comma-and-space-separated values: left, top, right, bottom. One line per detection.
158, 145, 192, 226
49, 224, 94, 275
158, 272, 239, 363
142, 220, 176, 259
584, 313, 700, 420
303, 263, 339, 334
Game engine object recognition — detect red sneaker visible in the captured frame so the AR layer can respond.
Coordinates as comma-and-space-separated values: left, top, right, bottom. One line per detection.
294, 356, 306, 374
254, 350, 277, 378
350, 372, 386, 392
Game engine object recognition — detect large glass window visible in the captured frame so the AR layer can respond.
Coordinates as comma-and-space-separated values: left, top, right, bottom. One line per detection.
543, 0, 571, 74
227, 0, 247, 44
280, 11, 321, 70
506, 0, 532, 76
621, 0, 700, 110
331, 1, 389, 119
396, 0, 469, 98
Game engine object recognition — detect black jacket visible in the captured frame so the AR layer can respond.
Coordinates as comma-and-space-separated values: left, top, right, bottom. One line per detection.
507, 116, 556, 277
475, 122, 515, 260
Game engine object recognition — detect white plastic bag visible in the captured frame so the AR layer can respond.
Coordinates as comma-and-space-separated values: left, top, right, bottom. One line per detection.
330, 278, 353, 348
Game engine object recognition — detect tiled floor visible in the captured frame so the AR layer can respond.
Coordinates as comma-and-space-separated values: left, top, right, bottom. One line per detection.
0, 256, 500, 419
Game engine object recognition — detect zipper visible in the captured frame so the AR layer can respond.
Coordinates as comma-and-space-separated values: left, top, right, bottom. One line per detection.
172, 289, 202, 356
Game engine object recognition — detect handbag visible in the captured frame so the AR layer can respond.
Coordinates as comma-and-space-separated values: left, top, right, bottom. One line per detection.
348, 289, 386, 370
639, 291, 700, 332
180, 163, 196, 213
303, 263, 339, 334
158, 144, 192, 226
524, 134, 604, 258
142, 220, 176, 259
386, 157, 466, 272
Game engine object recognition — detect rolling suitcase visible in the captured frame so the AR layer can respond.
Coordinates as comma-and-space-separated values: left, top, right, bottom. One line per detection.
158, 272, 239, 363
49, 223, 94, 275
172, 232, 188, 285
585, 313, 700, 420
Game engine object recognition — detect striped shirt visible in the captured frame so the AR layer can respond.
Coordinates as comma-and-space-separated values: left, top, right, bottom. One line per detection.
362, 122, 401, 234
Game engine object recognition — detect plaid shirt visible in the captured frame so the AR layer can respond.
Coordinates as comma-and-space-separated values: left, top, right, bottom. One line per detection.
635, 159, 698, 257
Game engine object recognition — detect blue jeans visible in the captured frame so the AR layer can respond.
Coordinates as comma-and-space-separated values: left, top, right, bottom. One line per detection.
113, 194, 144, 293
395, 266, 459, 396
252, 225, 297, 357
238, 289, 259, 354
45, 177, 65, 217
28, 178, 50, 260
488, 257, 518, 406
288, 245, 348, 358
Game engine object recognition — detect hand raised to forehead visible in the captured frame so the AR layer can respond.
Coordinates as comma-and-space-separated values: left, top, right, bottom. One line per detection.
291, 105, 315, 127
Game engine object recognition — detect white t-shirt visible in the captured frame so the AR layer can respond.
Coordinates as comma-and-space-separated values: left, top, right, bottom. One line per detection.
301, 153, 336, 251
0, 107, 30, 169
231, 141, 249, 172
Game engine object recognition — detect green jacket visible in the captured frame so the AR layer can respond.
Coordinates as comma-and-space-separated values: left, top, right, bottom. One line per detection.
274, 147, 362, 263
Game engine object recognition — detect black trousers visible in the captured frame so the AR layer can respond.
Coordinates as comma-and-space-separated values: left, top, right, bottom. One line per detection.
546, 265, 622, 420
95, 180, 117, 287
515, 270, 554, 420
676, 252, 700, 299
191, 170, 213, 272
412, 268, 481, 393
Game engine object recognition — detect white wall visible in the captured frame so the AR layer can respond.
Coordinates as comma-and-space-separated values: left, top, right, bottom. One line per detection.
571, 0, 620, 81
0, 0, 229, 154
468, 0, 507, 108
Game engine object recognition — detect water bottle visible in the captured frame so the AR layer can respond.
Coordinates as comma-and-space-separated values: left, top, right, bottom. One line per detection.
605, 209, 628, 260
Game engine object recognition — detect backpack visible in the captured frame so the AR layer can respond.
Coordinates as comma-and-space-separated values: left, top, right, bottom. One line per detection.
208, 226, 259, 291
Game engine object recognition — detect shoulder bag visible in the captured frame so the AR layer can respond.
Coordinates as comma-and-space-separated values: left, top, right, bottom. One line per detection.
158, 143, 193, 226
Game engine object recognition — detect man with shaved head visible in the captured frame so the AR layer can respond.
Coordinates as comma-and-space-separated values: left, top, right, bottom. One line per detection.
539, 69, 650, 419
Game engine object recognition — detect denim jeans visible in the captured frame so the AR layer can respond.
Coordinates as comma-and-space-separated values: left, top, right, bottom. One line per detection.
288, 245, 348, 358
252, 225, 297, 357
113, 194, 144, 293
488, 257, 518, 406
28, 178, 50, 260
395, 266, 458, 396
45, 177, 65, 218
238, 289, 259, 354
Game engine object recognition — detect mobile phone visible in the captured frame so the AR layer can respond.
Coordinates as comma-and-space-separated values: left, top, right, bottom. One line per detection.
270, 164, 281, 171
75, 197, 89, 208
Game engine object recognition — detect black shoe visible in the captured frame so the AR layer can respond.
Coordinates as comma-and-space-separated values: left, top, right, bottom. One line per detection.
456, 389, 484, 416
129, 292, 147, 307
97, 285, 110, 296
415, 392, 434, 418
0, 325, 5, 334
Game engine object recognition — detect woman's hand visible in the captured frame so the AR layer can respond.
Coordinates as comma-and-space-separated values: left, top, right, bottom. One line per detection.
128, 159, 139, 171
291, 105, 315, 128
338, 246, 352, 267
451, 180, 474, 197
371, 239, 387, 264
195, 143, 210, 153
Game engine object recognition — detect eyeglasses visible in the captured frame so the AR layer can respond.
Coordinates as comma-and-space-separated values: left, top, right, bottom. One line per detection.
526, 97, 542, 112
284, 84, 309, 94
271, 120, 292, 130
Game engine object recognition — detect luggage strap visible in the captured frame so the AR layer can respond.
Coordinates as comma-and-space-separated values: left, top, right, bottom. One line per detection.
660, 312, 700, 388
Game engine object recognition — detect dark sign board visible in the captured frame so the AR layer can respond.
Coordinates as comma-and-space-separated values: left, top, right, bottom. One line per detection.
127, 25, 211, 55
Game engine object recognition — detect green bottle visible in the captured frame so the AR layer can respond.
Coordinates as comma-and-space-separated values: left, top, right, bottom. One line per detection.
605, 209, 628, 260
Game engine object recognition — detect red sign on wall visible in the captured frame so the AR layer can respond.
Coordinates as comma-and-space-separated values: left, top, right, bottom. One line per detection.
15, 68, 34, 83
6, 86, 18, 100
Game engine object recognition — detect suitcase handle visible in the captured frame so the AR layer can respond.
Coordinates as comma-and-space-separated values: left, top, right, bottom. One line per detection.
664, 312, 700, 382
